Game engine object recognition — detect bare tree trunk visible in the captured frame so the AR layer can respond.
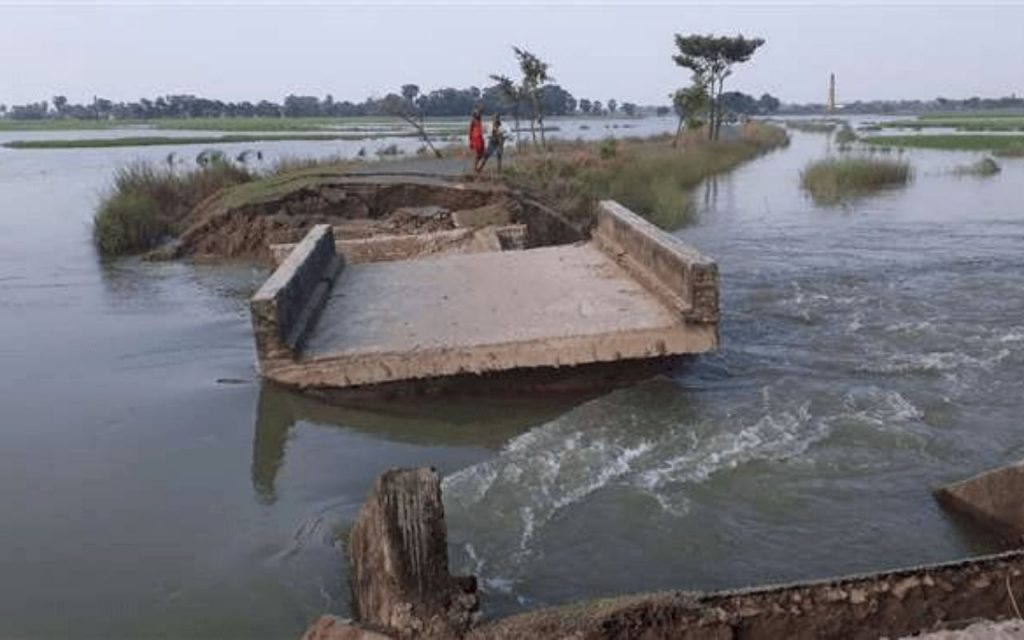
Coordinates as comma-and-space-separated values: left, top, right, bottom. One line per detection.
538, 113, 546, 149
673, 115, 685, 148
714, 77, 726, 141
514, 107, 522, 151
399, 112, 442, 158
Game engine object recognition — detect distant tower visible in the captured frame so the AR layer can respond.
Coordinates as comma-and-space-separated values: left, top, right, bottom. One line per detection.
827, 73, 837, 113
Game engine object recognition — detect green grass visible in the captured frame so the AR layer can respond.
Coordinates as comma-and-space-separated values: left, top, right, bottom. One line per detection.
993, 143, 1024, 158
862, 134, 1024, 152
800, 157, 911, 206
880, 116, 1024, 132
505, 123, 790, 229
93, 161, 255, 256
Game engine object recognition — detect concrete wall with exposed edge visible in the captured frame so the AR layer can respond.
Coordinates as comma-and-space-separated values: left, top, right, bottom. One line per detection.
250, 224, 341, 364
592, 200, 718, 323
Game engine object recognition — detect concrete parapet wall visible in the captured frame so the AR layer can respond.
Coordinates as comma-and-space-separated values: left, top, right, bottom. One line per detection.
593, 200, 718, 323
251, 224, 342, 364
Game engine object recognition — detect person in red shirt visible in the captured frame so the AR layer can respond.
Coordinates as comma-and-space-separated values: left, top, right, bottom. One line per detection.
468, 106, 485, 171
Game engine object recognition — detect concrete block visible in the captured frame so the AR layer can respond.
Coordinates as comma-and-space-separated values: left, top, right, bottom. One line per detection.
936, 461, 1024, 543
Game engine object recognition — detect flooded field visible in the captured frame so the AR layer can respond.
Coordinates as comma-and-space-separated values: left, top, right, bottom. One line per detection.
2, 120, 1023, 638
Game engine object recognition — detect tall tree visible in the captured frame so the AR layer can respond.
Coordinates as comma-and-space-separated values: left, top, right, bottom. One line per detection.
52, 95, 68, 117
578, 98, 592, 115
607, 99, 618, 115
672, 33, 765, 140
401, 84, 420, 104
512, 46, 552, 148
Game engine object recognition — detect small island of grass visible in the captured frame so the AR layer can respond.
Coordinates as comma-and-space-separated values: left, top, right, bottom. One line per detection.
800, 157, 911, 206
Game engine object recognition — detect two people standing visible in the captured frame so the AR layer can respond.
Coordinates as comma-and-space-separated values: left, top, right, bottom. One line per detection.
469, 106, 505, 173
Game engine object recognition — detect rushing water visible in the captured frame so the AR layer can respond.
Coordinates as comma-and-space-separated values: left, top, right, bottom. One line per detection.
1, 120, 1023, 638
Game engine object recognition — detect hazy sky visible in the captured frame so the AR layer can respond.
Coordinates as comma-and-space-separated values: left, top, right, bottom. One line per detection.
2, 2, 1023, 107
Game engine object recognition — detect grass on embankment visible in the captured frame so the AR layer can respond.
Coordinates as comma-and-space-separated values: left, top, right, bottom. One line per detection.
93, 161, 254, 255
800, 157, 911, 206
862, 134, 1024, 156
504, 122, 790, 229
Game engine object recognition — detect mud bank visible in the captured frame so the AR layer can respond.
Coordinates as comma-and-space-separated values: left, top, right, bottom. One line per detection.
156, 169, 582, 263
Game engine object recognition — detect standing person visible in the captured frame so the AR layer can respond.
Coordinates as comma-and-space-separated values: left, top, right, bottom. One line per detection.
478, 114, 506, 173
468, 107, 485, 171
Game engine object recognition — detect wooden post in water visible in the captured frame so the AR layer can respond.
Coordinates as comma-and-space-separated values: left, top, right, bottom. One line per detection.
348, 467, 478, 638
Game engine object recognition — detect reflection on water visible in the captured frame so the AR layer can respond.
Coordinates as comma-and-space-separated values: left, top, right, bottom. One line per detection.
251, 382, 583, 504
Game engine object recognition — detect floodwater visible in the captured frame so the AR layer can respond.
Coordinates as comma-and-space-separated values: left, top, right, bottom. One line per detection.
2, 119, 1023, 638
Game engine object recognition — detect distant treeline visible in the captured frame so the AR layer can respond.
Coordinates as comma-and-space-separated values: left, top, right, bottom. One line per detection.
0, 84, 647, 121
0, 85, 786, 122
780, 95, 1024, 116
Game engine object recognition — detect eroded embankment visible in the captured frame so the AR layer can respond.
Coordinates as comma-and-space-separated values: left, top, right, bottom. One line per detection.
158, 170, 583, 262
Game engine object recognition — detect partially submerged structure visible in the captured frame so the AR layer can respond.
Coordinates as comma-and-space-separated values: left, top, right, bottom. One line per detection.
249, 175, 718, 395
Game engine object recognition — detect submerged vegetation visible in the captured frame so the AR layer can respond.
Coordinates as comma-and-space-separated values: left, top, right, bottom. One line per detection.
800, 157, 911, 206
785, 120, 839, 134
505, 122, 788, 228
952, 157, 1001, 177
93, 161, 254, 255
862, 134, 1024, 153
834, 126, 858, 144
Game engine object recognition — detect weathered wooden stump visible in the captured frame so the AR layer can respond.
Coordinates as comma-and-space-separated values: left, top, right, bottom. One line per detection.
348, 467, 478, 638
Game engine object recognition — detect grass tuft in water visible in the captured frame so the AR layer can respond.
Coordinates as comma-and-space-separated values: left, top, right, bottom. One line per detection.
953, 156, 1001, 177
834, 126, 858, 145
93, 161, 254, 256
800, 157, 911, 206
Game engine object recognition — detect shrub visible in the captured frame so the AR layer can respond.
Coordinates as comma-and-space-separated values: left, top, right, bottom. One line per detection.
800, 157, 911, 205
93, 160, 254, 256
597, 137, 618, 159
93, 192, 167, 256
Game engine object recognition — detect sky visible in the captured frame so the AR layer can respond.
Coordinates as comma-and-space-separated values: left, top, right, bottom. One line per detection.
1, 2, 1023, 107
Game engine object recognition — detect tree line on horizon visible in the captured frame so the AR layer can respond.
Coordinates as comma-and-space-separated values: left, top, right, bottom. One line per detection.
0, 85, 652, 122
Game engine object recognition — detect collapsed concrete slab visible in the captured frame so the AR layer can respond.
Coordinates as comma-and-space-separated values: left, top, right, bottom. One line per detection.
935, 460, 1024, 544
250, 200, 718, 393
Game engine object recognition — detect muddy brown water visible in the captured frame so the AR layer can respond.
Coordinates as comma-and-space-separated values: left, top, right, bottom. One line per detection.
2, 119, 1023, 638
